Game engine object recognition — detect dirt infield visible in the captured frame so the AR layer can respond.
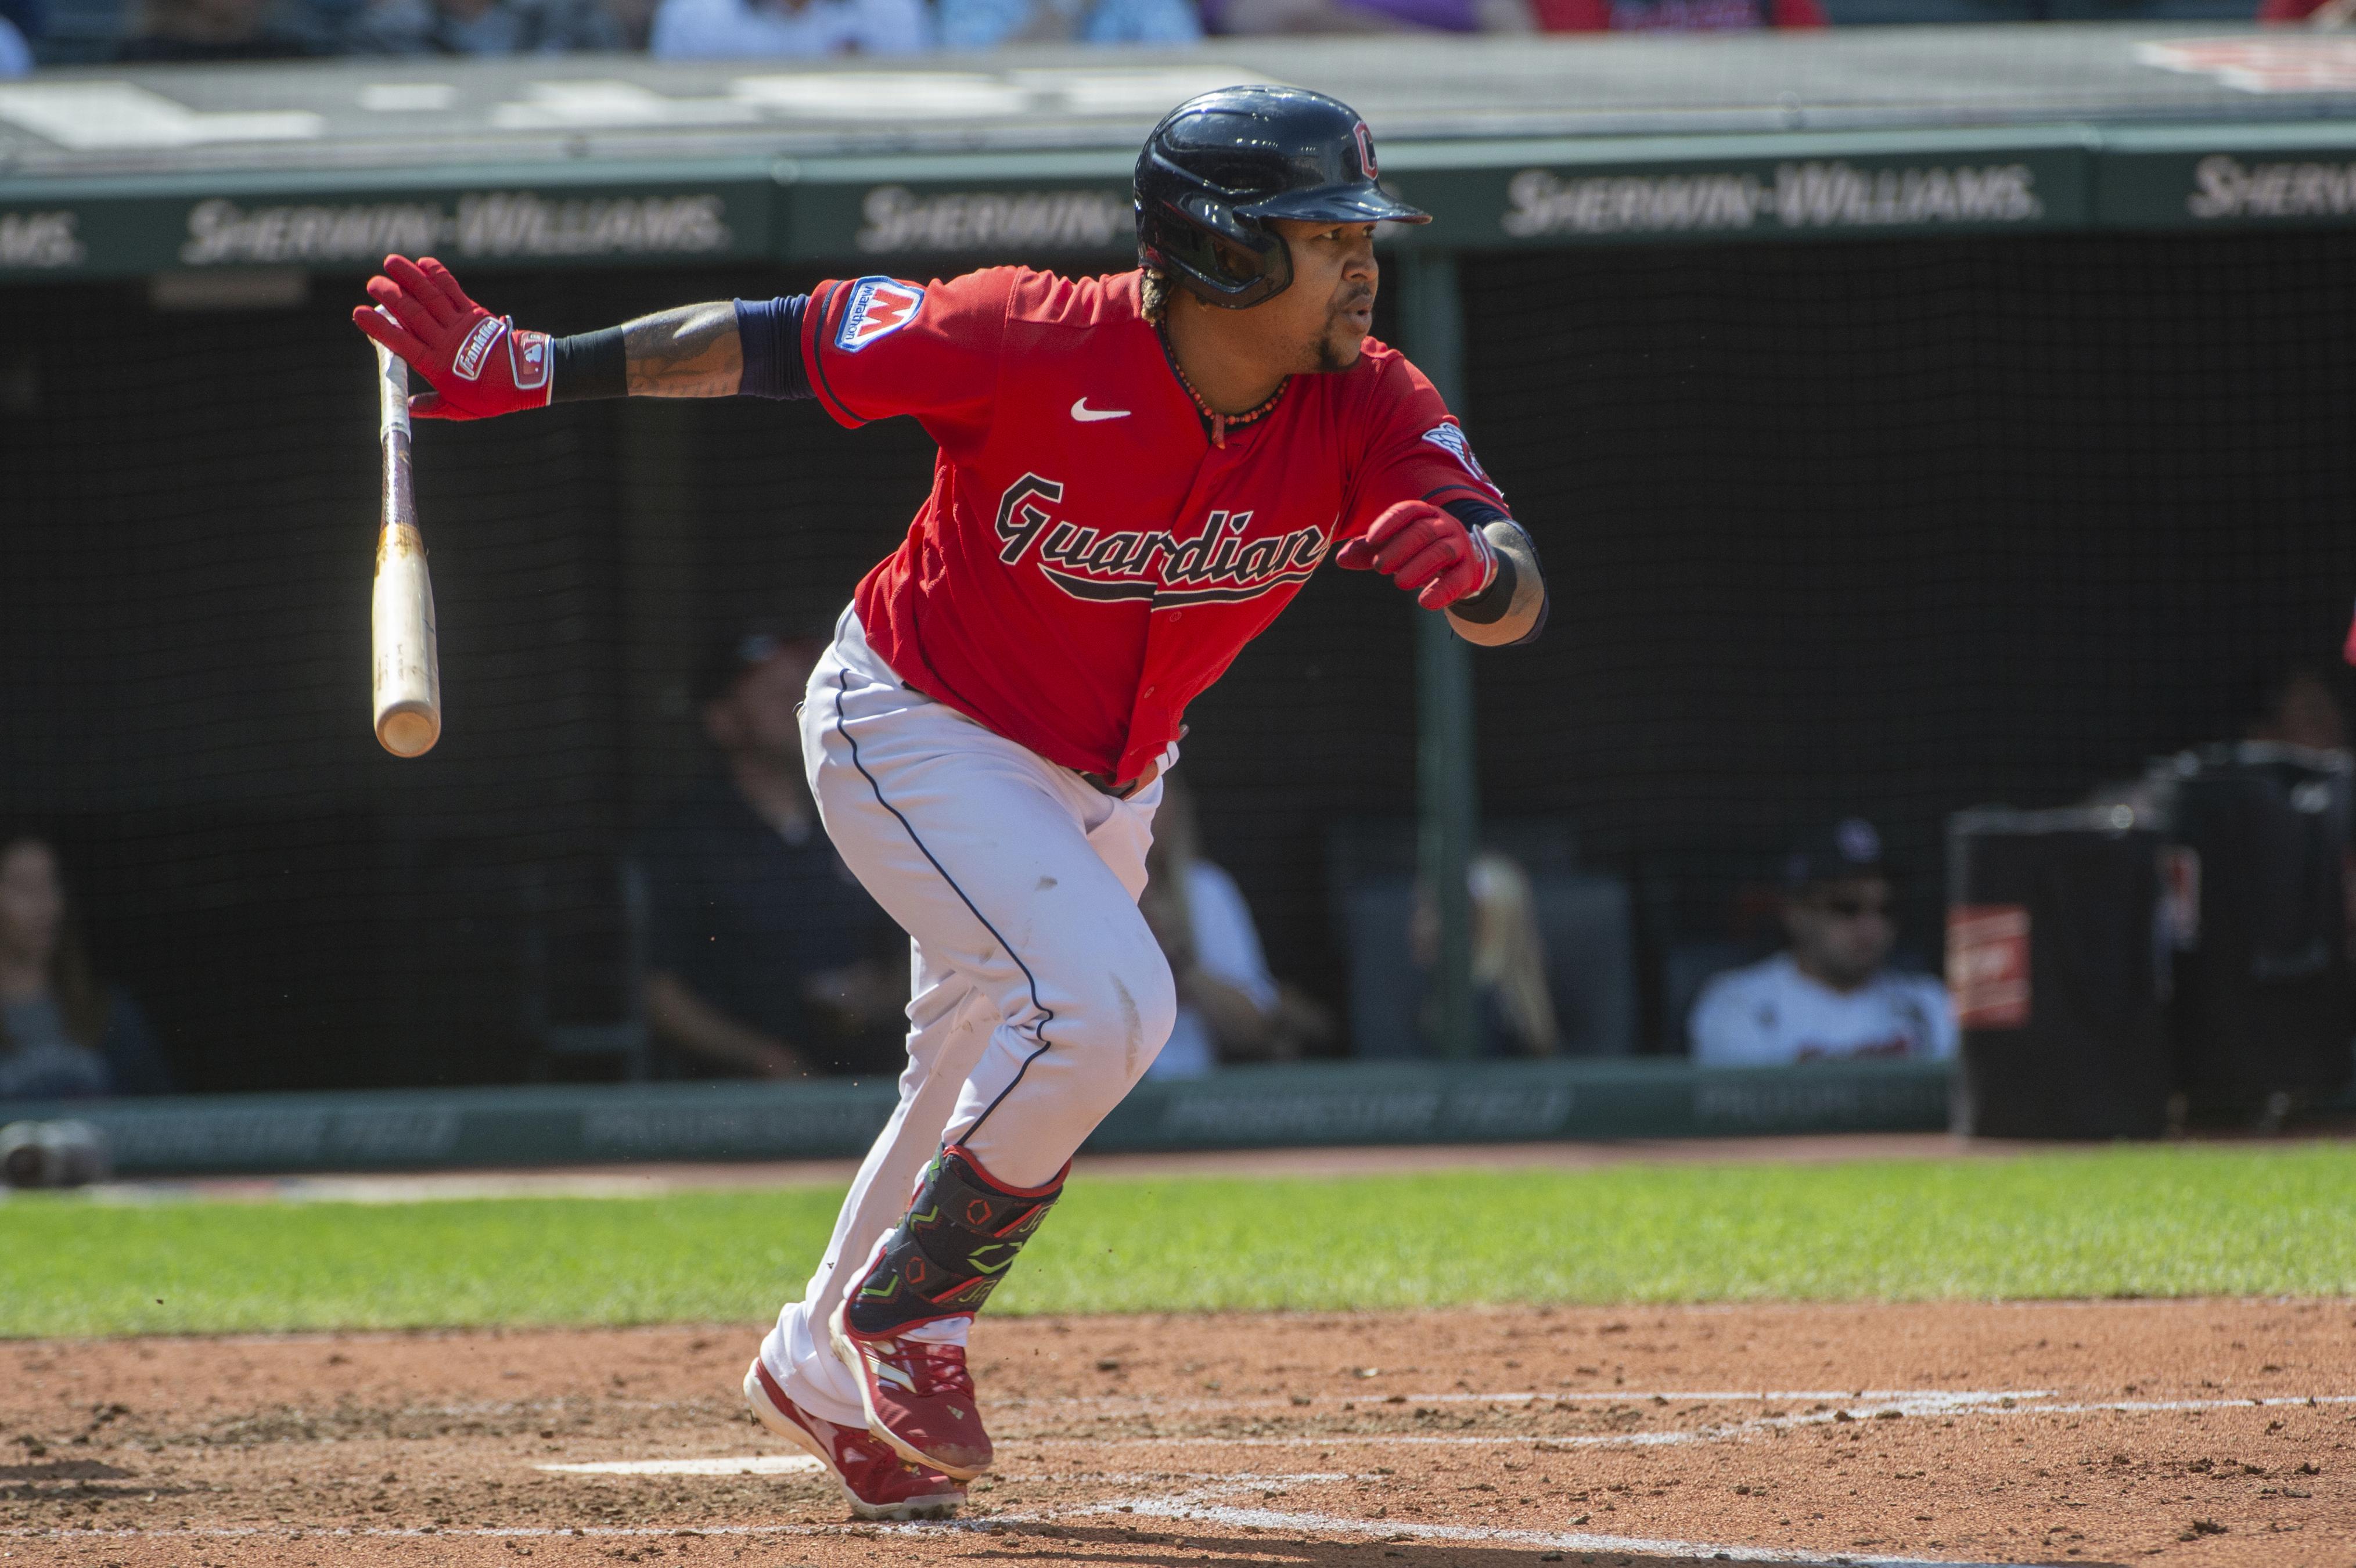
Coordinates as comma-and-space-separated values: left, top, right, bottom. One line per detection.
5, 1300, 2351, 1568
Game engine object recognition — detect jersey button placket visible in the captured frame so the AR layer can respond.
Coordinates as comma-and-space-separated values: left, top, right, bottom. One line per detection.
1125, 415, 1238, 778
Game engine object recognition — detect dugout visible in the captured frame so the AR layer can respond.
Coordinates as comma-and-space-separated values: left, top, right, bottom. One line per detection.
6, 27, 2356, 1093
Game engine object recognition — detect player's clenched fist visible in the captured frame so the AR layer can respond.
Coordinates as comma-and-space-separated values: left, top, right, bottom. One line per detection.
352, 255, 552, 421
1335, 500, 1498, 611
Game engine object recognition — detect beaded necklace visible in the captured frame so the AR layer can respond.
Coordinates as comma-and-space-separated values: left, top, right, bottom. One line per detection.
1159, 324, 1289, 449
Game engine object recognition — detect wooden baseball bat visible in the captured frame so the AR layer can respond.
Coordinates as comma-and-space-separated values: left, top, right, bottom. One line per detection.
371, 335, 441, 757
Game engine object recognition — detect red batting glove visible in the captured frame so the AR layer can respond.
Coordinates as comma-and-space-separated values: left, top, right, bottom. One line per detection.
1335, 500, 1498, 610
351, 255, 553, 421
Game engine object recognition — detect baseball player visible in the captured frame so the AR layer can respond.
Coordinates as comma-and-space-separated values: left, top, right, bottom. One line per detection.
352, 85, 1548, 1522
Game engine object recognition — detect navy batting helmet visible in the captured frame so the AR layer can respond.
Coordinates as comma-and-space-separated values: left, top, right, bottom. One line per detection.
1135, 85, 1429, 311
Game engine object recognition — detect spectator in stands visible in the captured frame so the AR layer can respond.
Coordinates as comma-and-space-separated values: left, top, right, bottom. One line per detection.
941, 0, 1196, 47
1470, 852, 1558, 1055
1532, 0, 1821, 30
1688, 818, 1955, 1066
115, 0, 329, 59
635, 626, 907, 1080
1206, 0, 1526, 33
2246, 661, 2348, 754
346, 0, 623, 53
1138, 775, 1332, 1078
649, 0, 925, 56
2239, 660, 2356, 959
1413, 850, 1559, 1057
0, 835, 173, 1100
0, 0, 41, 75
605, 0, 655, 45
2262, 0, 2356, 25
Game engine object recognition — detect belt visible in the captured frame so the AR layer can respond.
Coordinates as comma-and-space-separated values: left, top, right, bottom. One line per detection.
1079, 760, 1161, 800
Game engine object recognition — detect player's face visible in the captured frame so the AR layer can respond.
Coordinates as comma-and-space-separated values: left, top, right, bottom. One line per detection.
1784, 876, 1895, 991
705, 649, 816, 765
0, 839, 63, 968
1264, 219, 1379, 373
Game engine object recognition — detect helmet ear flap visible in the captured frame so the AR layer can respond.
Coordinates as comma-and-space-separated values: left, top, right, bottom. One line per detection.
1137, 188, 1292, 311
1184, 217, 1292, 310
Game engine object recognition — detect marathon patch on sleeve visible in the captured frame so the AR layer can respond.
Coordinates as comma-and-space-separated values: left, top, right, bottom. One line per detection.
452, 314, 510, 382
1421, 420, 1492, 486
835, 277, 925, 353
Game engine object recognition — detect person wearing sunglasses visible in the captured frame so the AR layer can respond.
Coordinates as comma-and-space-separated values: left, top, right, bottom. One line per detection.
1688, 818, 1956, 1067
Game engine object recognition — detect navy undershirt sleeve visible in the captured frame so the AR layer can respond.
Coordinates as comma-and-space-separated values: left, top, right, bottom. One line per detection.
733, 296, 814, 401
1441, 497, 1548, 646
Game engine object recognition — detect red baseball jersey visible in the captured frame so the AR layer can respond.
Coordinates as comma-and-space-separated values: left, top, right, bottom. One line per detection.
800, 265, 1509, 785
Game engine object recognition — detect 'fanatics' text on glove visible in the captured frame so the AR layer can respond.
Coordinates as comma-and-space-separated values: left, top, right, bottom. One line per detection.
1334, 499, 1498, 611
351, 255, 553, 422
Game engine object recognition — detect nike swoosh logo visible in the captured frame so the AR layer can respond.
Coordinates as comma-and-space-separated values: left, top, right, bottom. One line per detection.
1071, 398, 1130, 422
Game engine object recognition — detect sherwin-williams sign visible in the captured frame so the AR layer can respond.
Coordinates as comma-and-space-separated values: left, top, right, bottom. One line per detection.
1371, 130, 2094, 250
0, 172, 775, 279
774, 157, 1136, 262
1495, 159, 2048, 242
0, 208, 82, 269
850, 184, 1132, 256
2096, 125, 2356, 230
21, 125, 2356, 280
772, 135, 2088, 263
178, 191, 737, 266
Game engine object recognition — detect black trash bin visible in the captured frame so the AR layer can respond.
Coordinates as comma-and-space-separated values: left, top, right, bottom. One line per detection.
2159, 742, 2356, 1116
1947, 806, 2171, 1140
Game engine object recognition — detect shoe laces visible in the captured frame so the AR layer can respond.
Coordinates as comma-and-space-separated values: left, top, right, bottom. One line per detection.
878, 1337, 975, 1400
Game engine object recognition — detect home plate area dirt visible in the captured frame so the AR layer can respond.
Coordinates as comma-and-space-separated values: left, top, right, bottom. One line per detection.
5, 1301, 2352, 1567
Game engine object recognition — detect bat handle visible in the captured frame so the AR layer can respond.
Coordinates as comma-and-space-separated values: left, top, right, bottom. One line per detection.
375, 336, 415, 532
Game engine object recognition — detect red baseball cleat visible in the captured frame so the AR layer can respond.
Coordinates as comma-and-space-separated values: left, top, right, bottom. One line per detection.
829, 1304, 994, 1480
741, 1357, 965, 1521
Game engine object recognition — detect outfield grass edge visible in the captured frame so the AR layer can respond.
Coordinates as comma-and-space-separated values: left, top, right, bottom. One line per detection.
6, 1143, 2352, 1337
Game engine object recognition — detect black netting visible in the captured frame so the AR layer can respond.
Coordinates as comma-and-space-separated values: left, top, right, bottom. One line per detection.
3, 231, 2352, 1087
1454, 233, 2356, 1047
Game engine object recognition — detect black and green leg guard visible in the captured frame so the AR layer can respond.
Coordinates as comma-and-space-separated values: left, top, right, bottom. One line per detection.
845, 1144, 1067, 1335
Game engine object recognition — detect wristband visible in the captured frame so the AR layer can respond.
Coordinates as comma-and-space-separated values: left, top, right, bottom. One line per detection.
1445, 546, 1518, 624
735, 296, 814, 401
551, 326, 627, 403
1440, 500, 1515, 624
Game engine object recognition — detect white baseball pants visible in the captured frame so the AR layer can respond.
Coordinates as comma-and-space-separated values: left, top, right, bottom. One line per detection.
758, 608, 1175, 1427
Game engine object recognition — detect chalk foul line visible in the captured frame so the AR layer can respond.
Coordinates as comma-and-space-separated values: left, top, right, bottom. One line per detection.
1089, 1483, 2030, 1567
536, 1455, 821, 1476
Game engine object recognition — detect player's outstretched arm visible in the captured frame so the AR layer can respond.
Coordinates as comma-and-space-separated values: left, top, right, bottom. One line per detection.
351, 254, 744, 418
644, 970, 810, 1080
619, 302, 742, 398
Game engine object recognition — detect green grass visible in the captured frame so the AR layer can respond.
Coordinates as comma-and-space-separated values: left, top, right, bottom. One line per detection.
5, 1144, 2354, 1339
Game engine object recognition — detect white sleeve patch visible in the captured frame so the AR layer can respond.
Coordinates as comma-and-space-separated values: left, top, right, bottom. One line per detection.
1421, 420, 1493, 487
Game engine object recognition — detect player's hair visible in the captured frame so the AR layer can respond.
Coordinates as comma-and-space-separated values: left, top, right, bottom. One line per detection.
1140, 268, 1171, 325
